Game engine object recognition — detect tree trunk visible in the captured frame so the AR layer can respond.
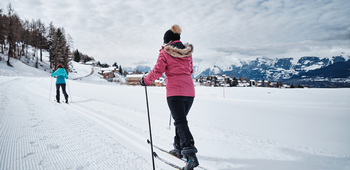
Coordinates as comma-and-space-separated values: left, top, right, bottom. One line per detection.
40, 48, 42, 62
35, 56, 38, 68
21, 44, 25, 57
25, 44, 28, 57
7, 44, 13, 67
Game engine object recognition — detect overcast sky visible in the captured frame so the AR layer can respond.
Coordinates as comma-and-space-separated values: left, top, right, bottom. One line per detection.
3, 0, 350, 67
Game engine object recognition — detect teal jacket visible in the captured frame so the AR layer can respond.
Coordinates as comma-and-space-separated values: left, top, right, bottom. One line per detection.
51, 68, 68, 84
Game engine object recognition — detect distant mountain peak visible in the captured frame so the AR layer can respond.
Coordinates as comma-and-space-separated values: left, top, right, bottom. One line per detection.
193, 55, 349, 83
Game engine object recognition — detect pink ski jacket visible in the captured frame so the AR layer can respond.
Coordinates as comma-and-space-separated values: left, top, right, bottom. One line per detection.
144, 40, 195, 97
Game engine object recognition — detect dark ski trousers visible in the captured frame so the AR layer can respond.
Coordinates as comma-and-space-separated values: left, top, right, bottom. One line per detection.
56, 84, 68, 102
167, 96, 195, 148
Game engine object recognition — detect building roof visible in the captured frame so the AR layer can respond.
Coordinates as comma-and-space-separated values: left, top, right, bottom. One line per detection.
126, 74, 144, 78
100, 67, 117, 71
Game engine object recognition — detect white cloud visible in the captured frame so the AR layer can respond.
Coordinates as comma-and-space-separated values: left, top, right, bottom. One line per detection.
3, 0, 350, 67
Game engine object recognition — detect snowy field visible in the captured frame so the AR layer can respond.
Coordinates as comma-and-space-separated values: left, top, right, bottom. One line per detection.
1, 59, 350, 170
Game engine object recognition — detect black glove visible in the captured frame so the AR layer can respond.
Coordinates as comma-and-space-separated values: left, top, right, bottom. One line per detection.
140, 77, 147, 86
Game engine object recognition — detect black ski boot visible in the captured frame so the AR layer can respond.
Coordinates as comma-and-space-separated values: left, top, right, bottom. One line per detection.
169, 143, 183, 159
65, 96, 69, 104
56, 95, 60, 103
182, 146, 199, 170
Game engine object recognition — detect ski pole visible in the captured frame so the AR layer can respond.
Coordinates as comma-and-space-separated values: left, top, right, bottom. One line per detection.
167, 113, 172, 130
49, 76, 53, 100
66, 79, 72, 102
144, 86, 156, 170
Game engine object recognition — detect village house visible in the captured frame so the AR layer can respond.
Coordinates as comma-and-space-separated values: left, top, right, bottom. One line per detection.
125, 74, 164, 86
126, 74, 144, 85
99, 67, 118, 80
154, 77, 166, 86
128, 73, 291, 88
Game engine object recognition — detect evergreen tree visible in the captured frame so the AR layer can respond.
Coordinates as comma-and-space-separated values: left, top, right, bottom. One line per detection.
100, 63, 109, 68
252, 81, 256, 86
262, 79, 265, 87
6, 3, 16, 66
119, 65, 123, 75
74, 49, 80, 62
112, 62, 118, 68
84, 57, 92, 63
0, 6, 5, 55
231, 77, 238, 87
36, 19, 46, 62
0, 3, 74, 71
4, 3, 22, 66
279, 81, 283, 88
49, 27, 70, 71
47, 22, 55, 68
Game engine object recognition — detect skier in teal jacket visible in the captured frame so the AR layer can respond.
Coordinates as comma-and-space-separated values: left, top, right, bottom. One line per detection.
51, 64, 69, 103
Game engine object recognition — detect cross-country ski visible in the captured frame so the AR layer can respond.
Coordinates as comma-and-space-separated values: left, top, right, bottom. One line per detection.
153, 152, 182, 170
147, 139, 210, 170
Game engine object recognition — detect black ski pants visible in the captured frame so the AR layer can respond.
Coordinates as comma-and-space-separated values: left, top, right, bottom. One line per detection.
56, 84, 68, 101
167, 96, 195, 148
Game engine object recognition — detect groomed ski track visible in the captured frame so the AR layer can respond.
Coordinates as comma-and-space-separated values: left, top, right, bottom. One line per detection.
2, 75, 350, 170
0, 77, 215, 170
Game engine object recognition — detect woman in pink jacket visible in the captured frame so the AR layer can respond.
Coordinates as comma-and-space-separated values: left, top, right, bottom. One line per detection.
140, 25, 198, 170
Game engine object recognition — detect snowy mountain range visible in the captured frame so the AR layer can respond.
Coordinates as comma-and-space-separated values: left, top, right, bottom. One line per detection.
193, 55, 350, 87
127, 55, 350, 87
194, 55, 350, 80
124, 65, 151, 73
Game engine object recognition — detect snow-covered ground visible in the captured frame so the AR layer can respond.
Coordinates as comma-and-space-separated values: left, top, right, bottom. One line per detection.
1, 58, 350, 170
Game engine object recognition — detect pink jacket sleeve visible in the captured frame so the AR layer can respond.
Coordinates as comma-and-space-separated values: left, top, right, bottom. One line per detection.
144, 51, 167, 85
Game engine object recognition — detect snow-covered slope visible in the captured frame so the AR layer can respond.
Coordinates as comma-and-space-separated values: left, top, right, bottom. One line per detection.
0, 55, 50, 77
1, 59, 350, 170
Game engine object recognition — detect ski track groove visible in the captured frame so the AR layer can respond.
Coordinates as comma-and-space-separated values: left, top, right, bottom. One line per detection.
1, 78, 154, 169
31, 79, 157, 169
2, 76, 349, 169
24, 78, 218, 170
0, 78, 219, 170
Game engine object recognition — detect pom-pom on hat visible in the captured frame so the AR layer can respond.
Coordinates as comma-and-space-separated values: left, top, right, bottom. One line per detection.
163, 25, 182, 44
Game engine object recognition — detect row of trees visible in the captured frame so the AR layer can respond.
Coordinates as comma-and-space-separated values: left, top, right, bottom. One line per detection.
197, 75, 290, 88
74, 49, 94, 63
0, 3, 74, 71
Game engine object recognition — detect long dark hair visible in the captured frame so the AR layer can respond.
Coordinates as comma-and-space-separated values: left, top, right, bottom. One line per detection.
56, 64, 63, 70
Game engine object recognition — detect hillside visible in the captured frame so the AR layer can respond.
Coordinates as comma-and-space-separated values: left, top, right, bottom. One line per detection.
1, 52, 350, 170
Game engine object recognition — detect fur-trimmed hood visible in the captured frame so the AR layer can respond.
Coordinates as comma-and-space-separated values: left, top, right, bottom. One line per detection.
164, 43, 193, 58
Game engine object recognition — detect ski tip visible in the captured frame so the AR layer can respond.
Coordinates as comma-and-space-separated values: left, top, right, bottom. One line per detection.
153, 152, 158, 157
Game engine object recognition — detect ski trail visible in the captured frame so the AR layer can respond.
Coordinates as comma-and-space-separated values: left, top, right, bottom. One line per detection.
72, 67, 94, 80
65, 103, 218, 170
23, 78, 180, 169
24, 78, 217, 170
1, 78, 153, 170
66, 103, 148, 153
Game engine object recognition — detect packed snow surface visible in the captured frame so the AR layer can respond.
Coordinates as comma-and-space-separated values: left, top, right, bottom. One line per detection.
1, 60, 350, 170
